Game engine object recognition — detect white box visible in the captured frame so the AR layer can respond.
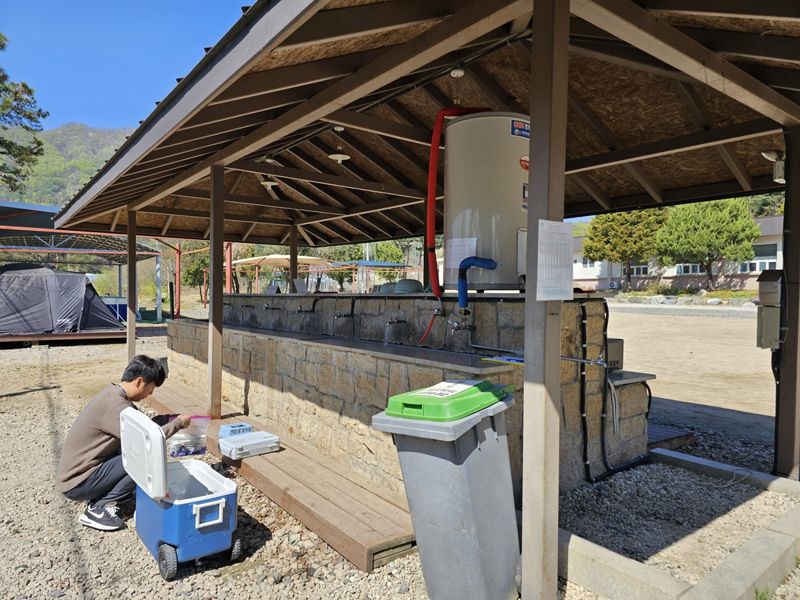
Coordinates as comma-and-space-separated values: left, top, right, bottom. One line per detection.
219, 431, 280, 460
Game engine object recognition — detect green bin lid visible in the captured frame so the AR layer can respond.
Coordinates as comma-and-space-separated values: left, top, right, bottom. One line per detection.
385, 379, 513, 421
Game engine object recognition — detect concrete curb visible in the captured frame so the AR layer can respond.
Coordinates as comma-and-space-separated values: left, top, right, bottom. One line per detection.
649, 448, 800, 497
557, 529, 691, 600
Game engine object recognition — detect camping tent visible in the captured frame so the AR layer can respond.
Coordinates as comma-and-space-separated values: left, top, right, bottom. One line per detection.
0, 264, 123, 335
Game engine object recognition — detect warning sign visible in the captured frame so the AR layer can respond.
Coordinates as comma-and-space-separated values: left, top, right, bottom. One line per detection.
511, 119, 530, 139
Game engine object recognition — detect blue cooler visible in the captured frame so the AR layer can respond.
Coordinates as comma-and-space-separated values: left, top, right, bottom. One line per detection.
120, 408, 239, 580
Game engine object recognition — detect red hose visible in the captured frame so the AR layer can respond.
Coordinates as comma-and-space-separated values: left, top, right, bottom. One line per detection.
419, 107, 488, 345
425, 107, 488, 299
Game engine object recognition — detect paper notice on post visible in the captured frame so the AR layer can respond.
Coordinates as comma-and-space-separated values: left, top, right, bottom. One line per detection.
536, 220, 574, 301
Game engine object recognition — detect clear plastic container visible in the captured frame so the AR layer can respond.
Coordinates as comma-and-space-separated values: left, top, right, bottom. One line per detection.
168, 416, 210, 457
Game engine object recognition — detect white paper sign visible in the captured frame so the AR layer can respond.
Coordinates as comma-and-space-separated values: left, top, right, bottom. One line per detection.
417, 380, 482, 398
445, 237, 477, 271
536, 220, 574, 301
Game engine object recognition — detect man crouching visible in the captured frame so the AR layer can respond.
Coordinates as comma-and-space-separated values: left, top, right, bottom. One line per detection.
57, 355, 190, 531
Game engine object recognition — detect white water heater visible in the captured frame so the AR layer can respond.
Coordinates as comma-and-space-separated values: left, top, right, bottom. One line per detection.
443, 112, 530, 290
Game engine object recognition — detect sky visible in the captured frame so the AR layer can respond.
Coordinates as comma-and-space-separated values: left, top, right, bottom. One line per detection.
2, 1, 245, 129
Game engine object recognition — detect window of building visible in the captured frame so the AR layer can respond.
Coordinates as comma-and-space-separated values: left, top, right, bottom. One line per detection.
582, 257, 595, 268
627, 265, 648, 276
676, 264, 706, 275
740, 243, 778, 273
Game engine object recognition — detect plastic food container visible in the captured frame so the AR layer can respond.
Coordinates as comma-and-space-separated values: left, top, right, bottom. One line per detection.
168, 415, 210, 457
219, 431, 280, 459
219, 423, 253, 438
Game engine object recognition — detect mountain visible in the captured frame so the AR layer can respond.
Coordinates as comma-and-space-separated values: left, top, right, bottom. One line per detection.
1, 123, 133, 208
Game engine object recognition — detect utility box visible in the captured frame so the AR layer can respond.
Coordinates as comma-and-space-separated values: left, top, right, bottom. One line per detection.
758, 270, 783, 307
607, 338, 624, 371
373, 381, 519, 600
757, 270, 783, 350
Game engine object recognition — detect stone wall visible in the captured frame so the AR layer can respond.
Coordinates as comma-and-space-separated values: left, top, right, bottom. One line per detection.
168, 297, 649, 496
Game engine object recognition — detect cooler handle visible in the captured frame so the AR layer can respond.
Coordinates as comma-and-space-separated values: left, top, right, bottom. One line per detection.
193, 498, 226, 529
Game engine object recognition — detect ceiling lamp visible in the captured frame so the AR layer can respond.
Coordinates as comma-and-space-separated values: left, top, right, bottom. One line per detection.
761, 149, 786, 184
450, 67, 465, 78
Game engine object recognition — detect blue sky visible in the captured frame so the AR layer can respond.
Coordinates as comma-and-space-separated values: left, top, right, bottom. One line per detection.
2, 1, 244, 129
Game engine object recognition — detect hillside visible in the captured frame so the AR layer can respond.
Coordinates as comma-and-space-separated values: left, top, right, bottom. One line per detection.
0, 123, 132, 208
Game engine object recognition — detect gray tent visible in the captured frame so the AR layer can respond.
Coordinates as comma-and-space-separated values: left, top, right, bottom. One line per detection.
0, 264, 123, 335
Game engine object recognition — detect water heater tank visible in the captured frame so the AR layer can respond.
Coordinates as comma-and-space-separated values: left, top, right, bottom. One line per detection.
443, 112, 530, 290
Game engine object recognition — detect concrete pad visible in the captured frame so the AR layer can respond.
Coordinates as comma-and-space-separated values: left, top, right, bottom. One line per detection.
766, 505, 800, 546
680, 529, 798, 600
649, 448, 800, 497
557, 529, 691, 600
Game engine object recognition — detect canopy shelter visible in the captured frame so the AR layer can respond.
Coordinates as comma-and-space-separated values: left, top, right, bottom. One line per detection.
226, 253, 330, 294
0, 201, 159, 267
52, 2, 800, 596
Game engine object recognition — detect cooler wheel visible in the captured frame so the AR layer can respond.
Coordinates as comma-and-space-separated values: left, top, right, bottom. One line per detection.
230, 533, 242, 562
158, 543, 178, 580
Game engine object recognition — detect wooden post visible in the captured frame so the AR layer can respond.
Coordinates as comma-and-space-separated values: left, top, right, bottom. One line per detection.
289, 226, 298, 292
126, 210, 137, 361
522, 1, 570, 598
175, 241, 182, 318
255, 264, 260, 293
208, 165, 225, 420
155, 254, 163, 323
777, 127, 800, 479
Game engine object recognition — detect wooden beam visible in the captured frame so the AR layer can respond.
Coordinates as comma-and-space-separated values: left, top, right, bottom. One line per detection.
569, 39, 692, 82
140, 205, 291, 226
160, 215, 174, 236
169, 187, 346, 214
673, 81, 752, 191
127, 0, 531, 213
321, 110, 432, 146
509, 14, 531, 35
241, 222, 258, 242
638, 1, 800, 22
572, 173, 610, 210
110, 209, 121, 233
208, 165, 224, 420
182, 87, 315, 131
281, 0, 459, 50
567, 88, 663, 202
522, 0, 568, 597
126, 210, 137, 361
210, 48, 388, 105
570, 0, 800, 126
294, 197, 424, 227
468, 62, 527, 113
682, 27, 800, 67
229, 160, 426, 199
565, 118, 782, 174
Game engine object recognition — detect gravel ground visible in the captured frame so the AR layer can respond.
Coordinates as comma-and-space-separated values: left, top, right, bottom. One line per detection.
560, 463, 800, 585
0, 337, 601, 600
777, 566, 800, 600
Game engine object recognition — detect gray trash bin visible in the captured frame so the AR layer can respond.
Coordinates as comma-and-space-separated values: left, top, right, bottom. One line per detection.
372, 380, 519, 600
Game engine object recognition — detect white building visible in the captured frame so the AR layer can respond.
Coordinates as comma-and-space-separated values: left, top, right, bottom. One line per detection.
573, 215, 783, 291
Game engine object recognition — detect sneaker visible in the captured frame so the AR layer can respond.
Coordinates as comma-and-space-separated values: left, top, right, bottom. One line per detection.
78, 503, 124, 531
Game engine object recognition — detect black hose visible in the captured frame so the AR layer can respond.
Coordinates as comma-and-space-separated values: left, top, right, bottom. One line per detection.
579, 303, 593, 482
643, 381, 653, 420
599, 301, 612, 472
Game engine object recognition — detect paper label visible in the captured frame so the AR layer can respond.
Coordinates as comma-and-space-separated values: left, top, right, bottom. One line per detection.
417, 380, 482, 398
536, 220, 574, 301
445, 237, 477, 271
511, 119, 530, 138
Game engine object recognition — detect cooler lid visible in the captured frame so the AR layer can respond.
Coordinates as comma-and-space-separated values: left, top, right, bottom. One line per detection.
120, 407, 168, 500
384, 379, 513, 421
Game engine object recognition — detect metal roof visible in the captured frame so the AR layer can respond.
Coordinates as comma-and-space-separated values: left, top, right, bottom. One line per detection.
0, 201, 158, 265
55, 1, 799, 246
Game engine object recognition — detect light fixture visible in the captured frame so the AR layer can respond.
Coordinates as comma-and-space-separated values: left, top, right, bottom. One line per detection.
328, 147, 351, 163
761, 149, 786, 184
449, 67, 465, 78
260, 180, 279, 189
333, 125, 345, 133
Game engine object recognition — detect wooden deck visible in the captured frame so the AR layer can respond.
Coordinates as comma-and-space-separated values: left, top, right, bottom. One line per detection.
0, 329, 126, 344
648, 423, 696, 451
147, 382, 415, 572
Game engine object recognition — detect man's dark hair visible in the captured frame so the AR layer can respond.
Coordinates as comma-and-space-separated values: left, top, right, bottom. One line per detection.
122, 355, 166, 386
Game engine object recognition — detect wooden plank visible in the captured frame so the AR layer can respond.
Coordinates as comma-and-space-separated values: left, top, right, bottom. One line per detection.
126, 211, 136, 361
0, 330, 126, 343
208, 165, 224, 420
647, 423, 695, 451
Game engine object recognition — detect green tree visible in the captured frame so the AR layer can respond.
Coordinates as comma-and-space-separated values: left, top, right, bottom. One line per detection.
748, 192, 784, 217
181, 241, 210, 297
0, 33, 48, 191
655, 199, 761, 289
374, 241, 404, 282
583, 209, 667, 290
316, 244, 364, 291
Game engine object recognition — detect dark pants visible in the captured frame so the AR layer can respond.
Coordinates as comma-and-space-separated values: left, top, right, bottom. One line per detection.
64, 454, 135, 508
